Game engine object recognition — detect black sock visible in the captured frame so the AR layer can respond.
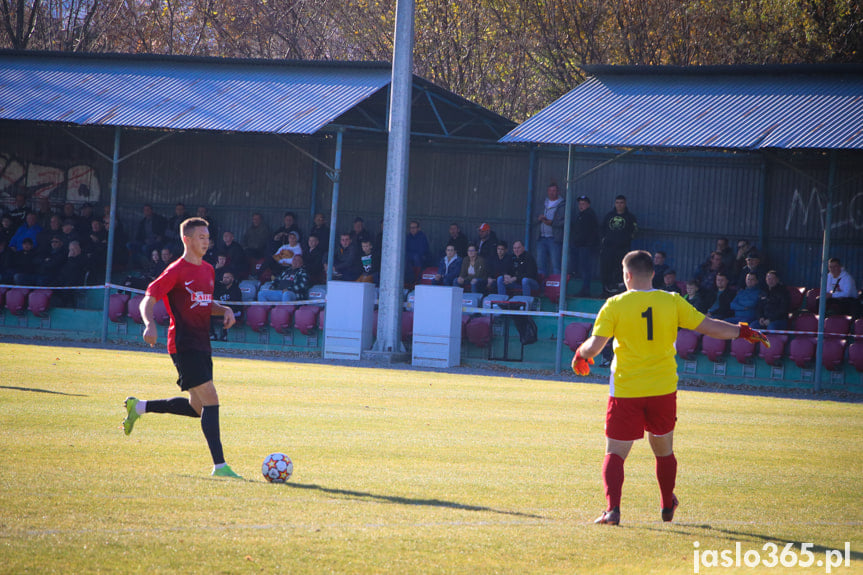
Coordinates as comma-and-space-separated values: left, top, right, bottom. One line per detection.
145, 397, 200, 418
200, 404, 225, 466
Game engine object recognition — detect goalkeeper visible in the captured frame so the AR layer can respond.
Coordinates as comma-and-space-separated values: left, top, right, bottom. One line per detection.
572, 250, 768, 526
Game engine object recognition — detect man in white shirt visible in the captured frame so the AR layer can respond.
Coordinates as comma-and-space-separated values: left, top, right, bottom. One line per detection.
825, 257, 859, 316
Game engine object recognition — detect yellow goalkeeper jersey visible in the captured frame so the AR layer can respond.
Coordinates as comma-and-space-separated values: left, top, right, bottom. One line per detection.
593, 289, 705, 398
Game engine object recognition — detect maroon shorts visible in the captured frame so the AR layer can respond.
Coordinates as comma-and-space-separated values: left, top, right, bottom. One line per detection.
605, 392, 677, 441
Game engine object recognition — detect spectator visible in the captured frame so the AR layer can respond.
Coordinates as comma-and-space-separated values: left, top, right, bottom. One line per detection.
36, 215, 63, 255
220, 231, 246, 276
729, 272, 763, 324
79, 203, 96, 234
242, 212, 271, 260
737, 250, 768, 290
164, 203, 188, 253
350, 217, 372, 247
570, 195, 599, 297
203, 237, 218, 267
457, 243, 488, 294
357, 239, 380, 285
309, 213, 330, 252
258, 254, 309, 302
536, 181, 565, 276
60, 218, 81, 248
34, 196, 55, 228
475, 223, 498, 263
85, 218, 108, 283
57, 240, 88, 304
6, 192, 31, 229
34, 235, 67, 286
757, 270, 791, 330
433, 243, 462, 286
102, 211, 128, 268
405, 220, 431, 281
303, 234, 326, 286
0, 214, 16, 245
273, 230, 303, 266
9, 212, 43, 252
734, 239, 753, 280
332, 232, 361, 281
497, 239, 539, 297
652, 251, 669, 290
128, 204, 167, 266
211, 270, 242, 341
61, 203, 87, 236
160, 246, 176, 268
600, 195, 638, 295
272, 211, 301, 249
0, 237, 13, 282
11, 238, 37, 285
715, 237, 735, 272
707, 272, 735, 320
445, 222, 469, 259
487, 240, 514, 293
694, 251, 727, 294
824, 257, 859, 316
660, 270, 681, 294
213, 253, 232, 283
196, 206, 218, 239
683, 279, 712, 314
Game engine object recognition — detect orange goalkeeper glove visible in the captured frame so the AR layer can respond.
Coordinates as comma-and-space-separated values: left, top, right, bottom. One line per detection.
571, 351, 594, 376
738, 322, 770, 348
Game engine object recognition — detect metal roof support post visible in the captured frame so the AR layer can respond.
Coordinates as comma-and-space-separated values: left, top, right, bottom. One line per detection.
524, 146, 536, 250
325, 131, 344, 282
814, 151, 838, 393
100, 126, 122, 343
309, 140, 320, 228
758, 158, 768, 253
554, 145, 576, 373
372, 0, 414, 357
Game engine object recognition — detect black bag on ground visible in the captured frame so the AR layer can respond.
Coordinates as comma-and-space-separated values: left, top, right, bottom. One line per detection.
513, 317, 538, 345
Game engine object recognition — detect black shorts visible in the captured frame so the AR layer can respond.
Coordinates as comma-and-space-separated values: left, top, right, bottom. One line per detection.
170, 350, 213, 391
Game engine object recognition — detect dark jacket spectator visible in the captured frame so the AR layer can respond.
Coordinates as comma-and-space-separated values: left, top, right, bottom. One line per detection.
303, 235, 326, 286
434, 244, 462, 286
445, 223, 469, 258
309, 213, 330, 252
333, 234, 361, 281
757, 271, 791, 330
58, 241, 88, 287
11, 238, 37, 284
406, 222, 431, 270
475, 223, 499, 263
134, 205, 168, 248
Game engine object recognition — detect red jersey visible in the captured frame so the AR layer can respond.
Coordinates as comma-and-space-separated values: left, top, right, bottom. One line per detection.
145, 258, 215, 354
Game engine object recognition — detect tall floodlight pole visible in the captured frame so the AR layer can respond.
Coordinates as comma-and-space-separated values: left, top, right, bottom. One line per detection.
372, 0, 415, 356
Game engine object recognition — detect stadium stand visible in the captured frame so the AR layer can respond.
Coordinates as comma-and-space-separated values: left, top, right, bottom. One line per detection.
730, 337, 756, 364
269, 306, 294, 334
824, 315, 852, 339
293, 305, 320, 336
543, 274, 562, 304
28, 290, 52, 317
245, 305, 270, 333
701, 335, 729, 362
787, 285, 805, 312
789, 337, 816, 368
759, 334, 788, 366
5, 288, 29, 315
821, 339, 847, 371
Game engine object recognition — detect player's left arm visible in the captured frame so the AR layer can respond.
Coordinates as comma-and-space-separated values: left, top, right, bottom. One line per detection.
211, 301, 236, 329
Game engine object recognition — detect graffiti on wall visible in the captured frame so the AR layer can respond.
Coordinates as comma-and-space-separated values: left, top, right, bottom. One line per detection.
0, 154, 101, 204
785, 187, 863, 232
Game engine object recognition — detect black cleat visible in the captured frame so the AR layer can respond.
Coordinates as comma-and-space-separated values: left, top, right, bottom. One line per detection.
661, 494, 679, 522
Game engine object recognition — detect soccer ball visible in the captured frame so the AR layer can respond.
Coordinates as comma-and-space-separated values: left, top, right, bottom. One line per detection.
261, 452, 293, 483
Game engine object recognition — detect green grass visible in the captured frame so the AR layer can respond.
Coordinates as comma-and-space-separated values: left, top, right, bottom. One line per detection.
0, 342, 861, 574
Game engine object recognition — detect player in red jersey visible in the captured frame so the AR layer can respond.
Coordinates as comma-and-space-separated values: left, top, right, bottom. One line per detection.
122, 217, 242, 478
572, 250, 768, 525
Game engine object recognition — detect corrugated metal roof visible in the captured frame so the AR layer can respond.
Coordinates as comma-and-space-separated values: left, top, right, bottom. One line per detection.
500, 66, 863, 150
0, 51, 393, 134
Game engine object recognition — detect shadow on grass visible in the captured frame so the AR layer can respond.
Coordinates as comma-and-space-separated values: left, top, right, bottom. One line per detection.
287, 482, 546, 519
0, 385, 87, 396
640, 523, 862, 562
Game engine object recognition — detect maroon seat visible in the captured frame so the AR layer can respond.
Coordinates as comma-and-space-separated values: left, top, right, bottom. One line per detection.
5, 288, 30, 315
544, 274, 562, 304
269, 305, 294, 334
465, 315, 492, 348
245, 304, 271, 332
759, 333, 788, 366
294, 305, 320, 335
787, 286, 805, 312
824, 315, 851, 340
849, 342, 863, 372
821, 339, 847, 371
461, 314, 471, 338
730, 337, 756, 364
563, 322, 591, 352
419, 267, 438, 285
675, 329, 702, 360
127, 294, 144, 324
805, 288, 820, 312
401, 310, 414, 343
109, 293, 130, 323
792, 313, 818, 334
789, 336, 816, 368
153, 299, 171, 325
854, 318, 863, 336
701, 336, 728, 362
28, 289, 52, 317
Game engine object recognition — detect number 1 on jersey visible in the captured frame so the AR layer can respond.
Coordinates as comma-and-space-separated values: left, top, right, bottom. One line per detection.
641, 307, 654, 341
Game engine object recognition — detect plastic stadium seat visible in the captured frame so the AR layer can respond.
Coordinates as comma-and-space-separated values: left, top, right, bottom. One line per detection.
0, 286, 6, 309
401, 310, 414, 343
855, 318, 863, 336
789, 337, 816, 368
787, 286, 805, 312
153, 299, 171, 325
419, 267, 438, 285
824, 315, 851, 340
563, 322, 591, 352
482, 294, 509, 308
28, 289, 52, 317
805, 288, 820, 312
127, 294, 144, 324
461, 314, 472, 338
5, 288, 30, 315
294, 305, 321, 336
461, 293, 482, 309
793, 313, 818, 334
675, 329, 702, 360
730, 337, 756, 364
544, 274, 562, 304
465, 315, 492, 348
269, 306, 294, 334
701, 336, 728, 362
759, 334, 788, 366
849, 342, 863, 372
109, 293, 130, 322
245, 305, 271, 333
821, 339, 847, 371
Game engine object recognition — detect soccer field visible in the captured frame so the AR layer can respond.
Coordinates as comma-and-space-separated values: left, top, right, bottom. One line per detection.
1, 343, 861, 574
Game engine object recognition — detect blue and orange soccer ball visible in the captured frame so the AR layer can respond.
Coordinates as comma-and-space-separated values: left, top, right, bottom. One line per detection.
262, 453, 293, 483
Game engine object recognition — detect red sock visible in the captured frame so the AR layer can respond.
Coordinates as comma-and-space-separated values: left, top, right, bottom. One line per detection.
655, 453, 677, 509
602, 453, 625, 510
